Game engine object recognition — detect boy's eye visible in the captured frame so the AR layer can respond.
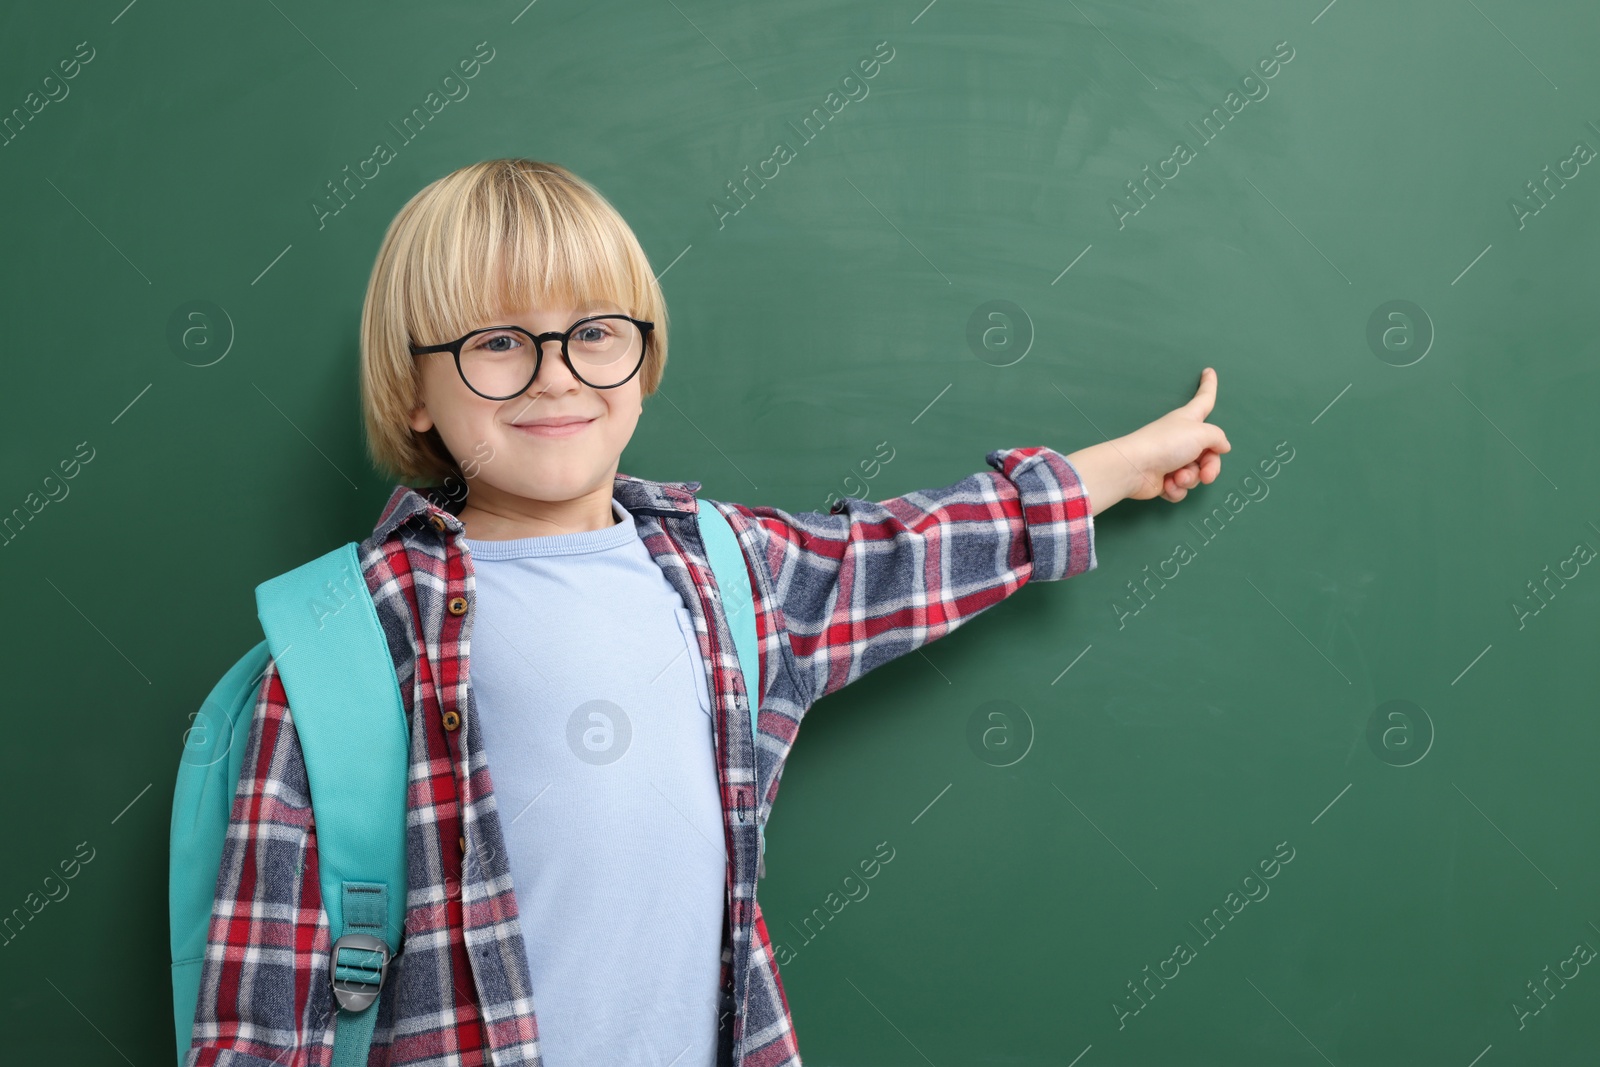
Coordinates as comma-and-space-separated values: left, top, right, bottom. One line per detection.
473, 332, 522, 354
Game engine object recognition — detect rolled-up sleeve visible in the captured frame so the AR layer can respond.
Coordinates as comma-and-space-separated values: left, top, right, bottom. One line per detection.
984, 445, 1098, 581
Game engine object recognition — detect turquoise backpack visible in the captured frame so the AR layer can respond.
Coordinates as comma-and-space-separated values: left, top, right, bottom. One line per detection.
168, 500, 761, 1067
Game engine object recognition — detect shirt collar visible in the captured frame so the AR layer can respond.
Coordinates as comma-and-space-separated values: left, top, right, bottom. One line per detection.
370, 471, 704, 543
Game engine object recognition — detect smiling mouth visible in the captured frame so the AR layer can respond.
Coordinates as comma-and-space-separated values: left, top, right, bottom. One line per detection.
511, 417, 595, 437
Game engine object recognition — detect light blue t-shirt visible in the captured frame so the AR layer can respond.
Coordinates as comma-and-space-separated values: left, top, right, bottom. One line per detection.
464, 497, 726, 1067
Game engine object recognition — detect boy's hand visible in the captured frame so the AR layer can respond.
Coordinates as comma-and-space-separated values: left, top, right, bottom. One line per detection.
1067, 367, 1230, 514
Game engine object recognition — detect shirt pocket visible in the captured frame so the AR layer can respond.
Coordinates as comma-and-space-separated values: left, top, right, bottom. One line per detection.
674, 606, 713, 719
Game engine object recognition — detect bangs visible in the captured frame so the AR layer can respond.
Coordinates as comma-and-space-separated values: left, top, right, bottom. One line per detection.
401, 165, 651, 347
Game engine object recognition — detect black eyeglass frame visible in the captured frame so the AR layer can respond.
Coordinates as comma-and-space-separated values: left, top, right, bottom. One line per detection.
408, 314, 655, 399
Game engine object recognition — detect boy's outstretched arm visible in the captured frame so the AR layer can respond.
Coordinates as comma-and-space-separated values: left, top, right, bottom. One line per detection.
726, 368, 1228, 709
725, 445, 1097, 708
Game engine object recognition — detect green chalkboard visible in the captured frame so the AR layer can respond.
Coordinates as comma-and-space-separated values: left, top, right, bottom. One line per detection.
3, 1, 1598, 1064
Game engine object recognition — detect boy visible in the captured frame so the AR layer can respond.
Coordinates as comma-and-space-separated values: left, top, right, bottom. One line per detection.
187, 158, 1228, 1067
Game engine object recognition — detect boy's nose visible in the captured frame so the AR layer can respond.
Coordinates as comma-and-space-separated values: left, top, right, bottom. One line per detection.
528, 340, 582, 392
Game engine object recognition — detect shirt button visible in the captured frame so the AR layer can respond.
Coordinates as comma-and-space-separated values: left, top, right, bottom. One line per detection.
447, 596, 469, 616
442, 709, 461, 731
459, 835, 466, 855
429, 514, 447, 532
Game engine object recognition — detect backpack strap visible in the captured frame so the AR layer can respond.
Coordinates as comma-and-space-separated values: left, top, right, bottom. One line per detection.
255, 542, 410, 1066
693, 499, 766, 877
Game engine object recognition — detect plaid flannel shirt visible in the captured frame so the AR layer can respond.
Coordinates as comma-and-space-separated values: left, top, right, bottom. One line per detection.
186, 445, 1096, 1067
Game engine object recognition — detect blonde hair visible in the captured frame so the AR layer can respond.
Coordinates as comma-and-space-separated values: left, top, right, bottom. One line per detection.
360, 158, 669, 486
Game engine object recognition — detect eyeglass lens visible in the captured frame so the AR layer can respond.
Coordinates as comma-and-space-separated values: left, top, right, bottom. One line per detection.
457, 318, 644, 396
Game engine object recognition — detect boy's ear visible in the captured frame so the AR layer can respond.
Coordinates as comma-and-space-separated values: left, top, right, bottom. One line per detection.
408, 401, 433, 434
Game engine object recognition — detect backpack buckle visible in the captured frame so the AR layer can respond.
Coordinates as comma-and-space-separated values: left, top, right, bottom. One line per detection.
330, 933, 391, 1012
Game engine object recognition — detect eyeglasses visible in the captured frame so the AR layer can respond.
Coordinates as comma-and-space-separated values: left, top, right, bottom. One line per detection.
408, 314, 654, 400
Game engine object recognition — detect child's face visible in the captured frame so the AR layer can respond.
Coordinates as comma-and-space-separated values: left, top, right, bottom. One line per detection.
408, 301, 644, 505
